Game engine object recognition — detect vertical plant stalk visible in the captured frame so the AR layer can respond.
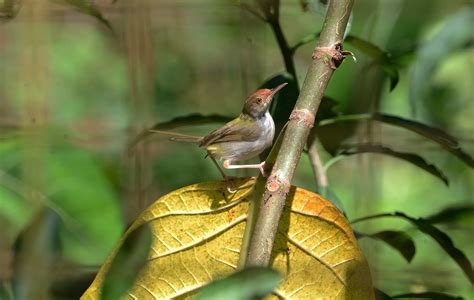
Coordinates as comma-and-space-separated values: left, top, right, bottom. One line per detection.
122, 0, 155, 221
257, 0, 298, 83
12, 1, 56, 299
245, 0, 354, 266
268, 19, 297, 83
308, 142, 328, 192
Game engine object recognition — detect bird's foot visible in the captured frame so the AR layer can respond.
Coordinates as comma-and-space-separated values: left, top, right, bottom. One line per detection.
223, 175, 237, 193
258, 161, 266, 177
226, 184, 237, 193
223, 159, 268, 177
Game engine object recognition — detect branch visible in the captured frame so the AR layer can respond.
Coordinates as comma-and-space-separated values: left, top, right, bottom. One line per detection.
245, 0, 354, 266
256, 0, 298, 83
268, 19, 298, 83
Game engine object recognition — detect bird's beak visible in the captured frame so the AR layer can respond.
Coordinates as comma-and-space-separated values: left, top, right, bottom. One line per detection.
270, 82, 288, 98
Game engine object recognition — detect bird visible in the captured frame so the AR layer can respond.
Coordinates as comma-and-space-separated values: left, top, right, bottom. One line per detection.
151, 82, 287, 188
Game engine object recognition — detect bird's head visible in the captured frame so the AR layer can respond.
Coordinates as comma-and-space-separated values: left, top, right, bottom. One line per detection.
242, 82, 287, 118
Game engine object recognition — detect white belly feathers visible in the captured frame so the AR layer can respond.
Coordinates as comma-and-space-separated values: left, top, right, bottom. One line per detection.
217, 111, 275, 161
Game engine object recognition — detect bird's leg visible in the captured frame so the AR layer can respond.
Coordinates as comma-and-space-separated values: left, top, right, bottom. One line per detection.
210, 155, 236, 193
223, 160, 266, 177
210, 155, 228, 179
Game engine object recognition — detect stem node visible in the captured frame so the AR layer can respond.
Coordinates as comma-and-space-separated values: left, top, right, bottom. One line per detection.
289, 108, 315, 128
312, 42, 346, 69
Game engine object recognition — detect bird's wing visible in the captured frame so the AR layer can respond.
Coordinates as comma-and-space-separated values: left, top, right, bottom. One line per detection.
199, 116, 261, 147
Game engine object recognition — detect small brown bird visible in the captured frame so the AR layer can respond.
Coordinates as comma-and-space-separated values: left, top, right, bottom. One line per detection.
153, 82, 287, 182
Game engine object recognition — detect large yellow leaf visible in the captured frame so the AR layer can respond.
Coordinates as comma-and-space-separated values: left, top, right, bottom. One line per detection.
81, 178, 374, 299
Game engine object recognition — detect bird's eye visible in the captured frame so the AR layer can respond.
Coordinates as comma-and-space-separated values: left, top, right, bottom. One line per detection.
256, 97, 262, 103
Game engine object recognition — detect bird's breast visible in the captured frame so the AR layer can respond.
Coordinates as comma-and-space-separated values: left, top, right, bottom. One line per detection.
261, 112, 275, 149
206, 112, 275, 161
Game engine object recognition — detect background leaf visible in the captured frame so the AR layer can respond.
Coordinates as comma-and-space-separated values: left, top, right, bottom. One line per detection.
317, 113, 474, 167
336, 144, 449, 185
410, 6, 474, 114
195, 267, 281, 300
352, 212, 474, 284
392, 292, 463, 299
426, 205, 474, 225
358, 230, 416, 263
100, 224, 152, 300
374, 288, 393, 300
12, 209, 60, 300
345, 35, 400, 91
46, 147, 124, 265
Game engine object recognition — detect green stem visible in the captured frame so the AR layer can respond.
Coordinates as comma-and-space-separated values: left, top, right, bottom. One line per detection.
323, 155, 345, 171
245, 0, 355, 267
308, 142, 328, 192
291, 31, 320, 54
350, 212, 396, 224
269, 19, 298, 84
318, 113, 373, 126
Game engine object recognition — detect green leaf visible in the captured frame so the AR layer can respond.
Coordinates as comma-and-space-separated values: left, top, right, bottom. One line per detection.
0, 138, 21, 170
425, 205, 474, 225
316, 96, 339, 124
374, 288, 393, 300
345, 35, 400, 91
381, 64, 400, 92
0, 282, 13, 300
62, 0, 113, 31
318, 113, 474, 167
0, 185, 35, 243
392, 292, 463, 299
101, 224, 152, 300
336, 144, 449, 185
345, 35, 388, 62
13, 209, 60, 300
352, 212, 474, 284
195, 267, 281, 300
358, 230, 416, 262
46, 147, 124, 265
410, 6, 474, 114
370, 114, 474, 167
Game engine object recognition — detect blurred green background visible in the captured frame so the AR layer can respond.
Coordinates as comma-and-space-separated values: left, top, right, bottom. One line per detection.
0, 0, 473, 299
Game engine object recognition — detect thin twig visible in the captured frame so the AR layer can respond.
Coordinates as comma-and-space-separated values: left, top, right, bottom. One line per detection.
240, 3, 267, 22
350, 212, 394, 224
245, 0, 355, 267
291, 31, 320, 54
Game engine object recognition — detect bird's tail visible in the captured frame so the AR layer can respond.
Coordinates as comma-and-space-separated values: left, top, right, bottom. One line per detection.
128, 129, 202, 154
148, 130, 202, 143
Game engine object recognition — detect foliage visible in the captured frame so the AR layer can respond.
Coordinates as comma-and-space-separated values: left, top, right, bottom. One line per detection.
0, 0, 472, 299
194, 267, 281, 300
81, 178, 374, 299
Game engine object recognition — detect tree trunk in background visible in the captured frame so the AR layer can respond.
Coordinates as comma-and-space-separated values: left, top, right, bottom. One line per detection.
121, 0, 155, 222
12, 1, 56, 300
